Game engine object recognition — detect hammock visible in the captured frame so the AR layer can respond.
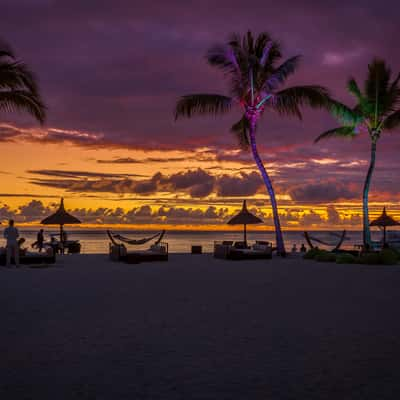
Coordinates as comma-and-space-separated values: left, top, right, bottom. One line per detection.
107, 230, 165, 246
303, 230, 347, 251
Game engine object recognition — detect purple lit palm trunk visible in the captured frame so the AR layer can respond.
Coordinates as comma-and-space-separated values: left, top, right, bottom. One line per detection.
362, 140, 376, 248
249, 118, 286, 255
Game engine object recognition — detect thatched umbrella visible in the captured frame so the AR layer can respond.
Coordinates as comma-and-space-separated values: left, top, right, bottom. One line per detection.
369, 207, 400, 247
227, 200, 263, 246
41, 198, 81, 244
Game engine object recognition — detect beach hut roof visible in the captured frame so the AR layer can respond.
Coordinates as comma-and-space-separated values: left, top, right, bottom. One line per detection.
369, 207, 400, 227
227, 200, 263, 225
41, 198, 81, 225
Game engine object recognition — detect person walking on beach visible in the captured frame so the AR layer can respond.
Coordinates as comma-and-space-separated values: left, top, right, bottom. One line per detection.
4, 219, 20, 267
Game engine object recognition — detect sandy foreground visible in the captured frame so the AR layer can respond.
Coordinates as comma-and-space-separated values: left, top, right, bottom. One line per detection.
1, 254, 400, 400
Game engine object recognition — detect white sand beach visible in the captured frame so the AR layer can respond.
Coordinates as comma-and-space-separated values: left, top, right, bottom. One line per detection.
1, 254, 400, 399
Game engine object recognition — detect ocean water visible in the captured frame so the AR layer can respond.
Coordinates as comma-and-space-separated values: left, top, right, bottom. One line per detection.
6, 228, 386, 254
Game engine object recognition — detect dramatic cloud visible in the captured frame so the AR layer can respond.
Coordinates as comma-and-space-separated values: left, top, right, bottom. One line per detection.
28, 169, 144, 178
18, 200, 49, 221
289, 182, 356, 203
216, 172, 263, 197
0, 199, 367, 228
27, 168, 264, 199
97, 157, 142, 164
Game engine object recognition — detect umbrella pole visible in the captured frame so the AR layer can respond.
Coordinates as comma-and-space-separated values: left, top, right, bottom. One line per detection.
244, 223, 247, 247
60, 224, 64, 255
384, 226, 387, 248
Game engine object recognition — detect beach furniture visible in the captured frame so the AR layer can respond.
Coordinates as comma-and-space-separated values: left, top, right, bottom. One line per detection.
214, 240, 272, 260
227, 200, 263, 247
107, 230, 168, 264
303, 230, 347, 252
41, 198, 81, 254
191, 245, 202, 254
46, 237, 81, 254
214, 200, 270, 260
370, 207, 400, 248
0, 247, 56, 266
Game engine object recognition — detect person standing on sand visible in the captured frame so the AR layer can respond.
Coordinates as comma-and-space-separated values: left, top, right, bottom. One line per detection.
37, 229, 44, 252
4, 219, 19, 267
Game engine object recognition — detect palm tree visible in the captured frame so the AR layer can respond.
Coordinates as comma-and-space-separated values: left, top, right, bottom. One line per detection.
315, 59, 400, 248
0, 39, 46, 123
174, 31, 330, 255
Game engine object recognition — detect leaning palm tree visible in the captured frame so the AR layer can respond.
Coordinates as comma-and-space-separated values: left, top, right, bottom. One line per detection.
175, 31, 330, 255
315, 59, 400, 248
0, 39, 46, 123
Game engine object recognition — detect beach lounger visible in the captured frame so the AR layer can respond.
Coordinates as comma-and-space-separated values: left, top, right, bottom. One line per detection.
123, 245, 169, 264
0, 251, 56, 266
214, 241, 272, 260
108, 235, 169, 264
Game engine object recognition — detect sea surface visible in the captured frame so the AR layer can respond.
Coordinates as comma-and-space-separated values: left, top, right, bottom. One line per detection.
8, 228, 387, 254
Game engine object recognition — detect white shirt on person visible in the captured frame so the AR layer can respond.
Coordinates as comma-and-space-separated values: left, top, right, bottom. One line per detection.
4, 226, 19, 244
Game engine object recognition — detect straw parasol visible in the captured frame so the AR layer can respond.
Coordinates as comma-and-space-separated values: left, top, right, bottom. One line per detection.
41, 198, 81, 242
227, 200, 263, 246
369, 207, 400, 247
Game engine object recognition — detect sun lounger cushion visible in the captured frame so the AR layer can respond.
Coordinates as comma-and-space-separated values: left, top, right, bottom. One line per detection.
252, 243, 271, 251
150, 244, 167, 253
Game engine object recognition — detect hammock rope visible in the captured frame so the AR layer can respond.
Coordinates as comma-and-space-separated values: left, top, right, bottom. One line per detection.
303, 230, 347, 251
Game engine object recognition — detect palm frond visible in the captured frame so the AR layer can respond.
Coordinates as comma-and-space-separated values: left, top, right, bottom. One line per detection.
259, 40, 273, 66
0, 61, 39, 94
230, 116, 250, 149
0, 39, 14, 59
347, 78, 363, 100
258, 37, 281, 67
383, 110, 400, 130
314, 126, 356, 143
254, 33, 270, 58
174, 94, 232, 120
206, 45, 239, 74
263, 55, 301, 91
384, 72, 400, 115
365, 58, 392, 115
244, 31, 255, 55
389, 72, 400, 95
330, 100, 364, 125
0, 90, 46, 123
273, 85, 331, 119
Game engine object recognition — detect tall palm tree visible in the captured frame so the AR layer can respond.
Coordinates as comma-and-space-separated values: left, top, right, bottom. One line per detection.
0, 39, 46, 123
315, 59, 400, 248
175, 31, 330, 255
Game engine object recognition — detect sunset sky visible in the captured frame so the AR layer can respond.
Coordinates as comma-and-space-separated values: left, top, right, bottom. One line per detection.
1, 0, 399, 229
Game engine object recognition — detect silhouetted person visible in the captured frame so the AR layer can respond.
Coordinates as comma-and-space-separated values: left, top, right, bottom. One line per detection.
4, 219, 19, 267
37, 229, 44, 252
300, 243, 307, 252
291, 243, 297, 253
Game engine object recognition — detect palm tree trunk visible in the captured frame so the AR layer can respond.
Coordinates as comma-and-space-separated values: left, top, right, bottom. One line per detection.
362, 140, 377, 248
248, 118, 286, 256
